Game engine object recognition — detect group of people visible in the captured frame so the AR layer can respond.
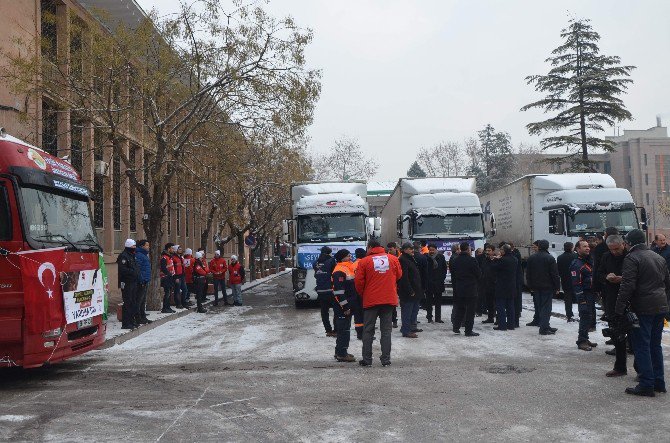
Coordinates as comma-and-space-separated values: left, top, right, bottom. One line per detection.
116, 239, 246, 330
314, 228, 669, 398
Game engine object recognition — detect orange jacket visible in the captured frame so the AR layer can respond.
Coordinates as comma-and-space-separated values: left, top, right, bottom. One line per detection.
421, 246, 429, 254
209, 257, 228, 280
354, 247, 402, 308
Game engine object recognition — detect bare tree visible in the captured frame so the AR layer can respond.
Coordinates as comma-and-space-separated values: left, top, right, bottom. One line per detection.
312, 136, 378, 181
416, 141, 464, 177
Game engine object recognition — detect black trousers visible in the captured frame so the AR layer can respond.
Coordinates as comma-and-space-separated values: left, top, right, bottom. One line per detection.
136, 283, 148, 322
319, 296, 336, 333
485, 289, 496, 321
452, 296, 477, 333
162, 283, 173, 310
121, 282, 138, 327
195, 276, 207, 310
563, 289, 574, 319
425, 289, 442, 321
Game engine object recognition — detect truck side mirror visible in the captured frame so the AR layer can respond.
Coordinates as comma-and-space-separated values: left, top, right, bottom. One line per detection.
282, 219, 294, 243
373, 217, 382, 238
396, 215, 403, 238
487, 213, 496, 238
638, 206, 648, 231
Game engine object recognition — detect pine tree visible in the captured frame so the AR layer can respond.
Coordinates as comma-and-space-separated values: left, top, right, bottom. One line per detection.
468, 124, 514, 193
406, 161, 427, 177
521, 18, 635, 171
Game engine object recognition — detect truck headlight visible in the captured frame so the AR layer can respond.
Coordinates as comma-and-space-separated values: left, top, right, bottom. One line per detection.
297, 281, 305, 289
42, 328, 62, 338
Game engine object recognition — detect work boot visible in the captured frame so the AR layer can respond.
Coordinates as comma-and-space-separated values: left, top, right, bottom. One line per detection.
402, 333, 418, 338
197, 307, 207, 313
605, 349, 616, 356
392, 321, 398, 328
625, 386, 655, 397
452, 328, 461, 334
606, 369, 627, 377
335, 354, 356, 362
548, 327, 558, 333
326, 331, 337, 337
578, 342, 592, 351
566, 317, 576, 323
160, 308, 173, 314
411, 328, 423, 333
587, 340, 598, 348
427, 318, 434, 324
482, 319, 494, 324
526, 321, 539, 327
381, 360, 391, 367
655, 385, 667, 393
539, 330, 555, 335
359, 360, 372, 367
464, 331, 480, 337
435, 320, 445, 324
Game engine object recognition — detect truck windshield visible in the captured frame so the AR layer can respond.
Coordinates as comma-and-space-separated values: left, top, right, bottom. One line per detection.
297, 214, 366, 242
20, 187, 98, 250
414, 214, 484, 236
567, 209, 638, 236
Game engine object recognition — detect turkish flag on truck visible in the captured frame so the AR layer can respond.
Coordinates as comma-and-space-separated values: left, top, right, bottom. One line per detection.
17, 247, 66, 334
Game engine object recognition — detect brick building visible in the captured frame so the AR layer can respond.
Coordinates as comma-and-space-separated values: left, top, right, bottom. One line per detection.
0, 0, 243, 306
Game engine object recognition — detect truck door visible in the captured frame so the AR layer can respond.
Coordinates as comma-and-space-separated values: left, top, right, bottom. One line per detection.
0, 178, 23, 344
547, 210, 567, 254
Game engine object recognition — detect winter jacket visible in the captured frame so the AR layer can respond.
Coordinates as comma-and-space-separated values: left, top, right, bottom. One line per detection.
557, 251, 577, 294
424, 252, 448, 295
183, 254, 194, 284
490, 254, 519, 299
228, 261, 245, 285
209, 257, 228, 280
331, 261, 358, 313
172, 254, 184, 276
117, 247, 140, 287
194, 259, 209, 278
135, 247, 151, 284
570, 255, 593, 300
450, 252, 482, 298
616, 244, 670, 316
597, 250, 626, 309
652, 244, 670, 269
160, 251, 175, 288
413, 252, 429, 295
525, 249, 560, 292
313, 253, 336, 299
354, 247, 402, 308
397, 252, 423, 302
480, 255, 496, 294
592, 241, 609, 292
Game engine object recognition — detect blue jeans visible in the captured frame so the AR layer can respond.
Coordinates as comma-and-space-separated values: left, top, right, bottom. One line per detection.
213, 279, 228, 304
631, 313, 666, 390
576, 292, 594, 345
495, 298, 515, 330
173, 276, 183, 306
333, 302, 352, 356
400, 299, 420, 335
537, 290, 553, 333
231, 284, 242, 304
180, 277, 189, 302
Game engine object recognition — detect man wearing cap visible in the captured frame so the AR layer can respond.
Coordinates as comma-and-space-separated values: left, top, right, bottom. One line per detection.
210, 250, 229, 306
331, 249, 358, 362
117, 239, 140, 329
160, 243, 176, 313
450, 242, 482, 336
135, 240, 152, 324
313, 246, 337, 336
228, 255, 245, 306
398, 242, 423, 338
193, 251, 209, 313
616, 229, 670, 397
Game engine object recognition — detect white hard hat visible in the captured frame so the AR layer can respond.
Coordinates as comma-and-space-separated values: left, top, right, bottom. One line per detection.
124, 239, 136, 248
230, 255, 238, 261
195, 251, 203, 259
214, 250, 221, 256
185, 248, 192, 255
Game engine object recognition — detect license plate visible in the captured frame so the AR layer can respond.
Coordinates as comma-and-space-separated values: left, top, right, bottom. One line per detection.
77, 318, 93, 329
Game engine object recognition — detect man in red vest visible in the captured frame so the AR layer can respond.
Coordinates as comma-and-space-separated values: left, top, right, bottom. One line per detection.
160, 243, 176, 313
210, 250, 230, 306
171, 245, 185, 309
183, 248, 195, 304
354, 239, 402, 367
228, 255, 245, 306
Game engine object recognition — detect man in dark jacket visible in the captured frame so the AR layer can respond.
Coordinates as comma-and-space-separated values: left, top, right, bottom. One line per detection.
652, 233, 670, 268
313, 246, 337, 337
450, 242, 482, 336
480, 244, 497, 324
597, 235, 628, 376
616, 229, 670, 397
160, 243, 176, 313
331, 249, 358, 362
117, 239, 140, 330
398, 242, 423, 338
424, 244, 448, 323
571, 240, 597, 351
526, 239, 560, 335
412, 242, 428, 333
135, 240, 152, 325
490, 244, 518, 331
593, 227, 619, 323
557, 242, 577, 322
509, 242, 524, 326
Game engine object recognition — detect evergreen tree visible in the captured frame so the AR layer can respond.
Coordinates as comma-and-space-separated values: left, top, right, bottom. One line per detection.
521, 18, 635, 171
468, 124, 514, 193
406, 161, 427, 177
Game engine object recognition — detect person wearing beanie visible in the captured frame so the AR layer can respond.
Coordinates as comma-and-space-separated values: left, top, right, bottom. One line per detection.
331, 249, 357, 362
193, 251, 209, 313
210, 250, 230, 306
313, 246, 337, 336
135, 240, 152, 325
615, 229, 670, 397
160, 243, 176, 313
571, 239, 597, 351
182, 248, 195, 304
228, 255, 245, 306
117, 239, 140, 329
398, 242, 423, 338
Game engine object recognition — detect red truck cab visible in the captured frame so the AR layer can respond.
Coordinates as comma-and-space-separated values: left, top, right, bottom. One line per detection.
0, 129, 106, 368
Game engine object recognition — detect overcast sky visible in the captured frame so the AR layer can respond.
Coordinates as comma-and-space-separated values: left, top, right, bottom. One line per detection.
137, 0, 670, 180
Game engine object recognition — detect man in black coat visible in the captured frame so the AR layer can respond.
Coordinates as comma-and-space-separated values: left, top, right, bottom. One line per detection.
424, 244, 448, 323
509, 242, 524, 327
526, 239, 560, 335
557, 242, 577, 322
597, 234, 628, 376
398, 242, 424, 338
117, 239, 141, 330
450, 242, 483, 336
481, 244, 497, 324
490, 244, 518, 331
313, 246, 337, 337
413, 242, 429, 332
593, 227, 619, 323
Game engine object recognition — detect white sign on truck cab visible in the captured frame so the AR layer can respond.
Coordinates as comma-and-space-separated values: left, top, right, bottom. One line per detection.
283, 182, 380, 307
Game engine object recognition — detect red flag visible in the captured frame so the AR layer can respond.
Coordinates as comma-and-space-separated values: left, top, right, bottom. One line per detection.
17, 247, 66, 334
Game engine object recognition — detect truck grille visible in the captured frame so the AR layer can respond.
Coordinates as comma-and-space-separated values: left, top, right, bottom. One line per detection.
67, 326, 98, 341
71, 339, 95, 352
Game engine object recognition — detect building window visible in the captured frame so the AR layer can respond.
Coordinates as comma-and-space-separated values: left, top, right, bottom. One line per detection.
645, 174, 649, 186
129, 147, 137, 232
656, 155, 670, 199
113, 155, 121, 230
646, 193, 650, 205
626, 157, 631, 169
176, 190, 181, 237
644, 154, 648, 166
70, 15, 85, 79
604, 161, 611, 174
70, 118, 83, 174
167, 199, 171, 236
93, 131, 104, 228
40, 0, 57, 63
42, 99, 58, 156
185, 192, 189, 238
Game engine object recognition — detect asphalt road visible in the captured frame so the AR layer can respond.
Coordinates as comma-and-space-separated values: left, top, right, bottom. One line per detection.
2, 274, 669, 442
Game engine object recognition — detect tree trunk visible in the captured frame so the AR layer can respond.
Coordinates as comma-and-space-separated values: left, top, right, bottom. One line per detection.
144, 202, 165, 310
579, 90, 588, 172
236, 232, 245, 266
200, 205, 217, 253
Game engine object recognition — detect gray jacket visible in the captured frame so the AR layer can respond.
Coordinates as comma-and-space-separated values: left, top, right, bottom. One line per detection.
616, 244, 670, 316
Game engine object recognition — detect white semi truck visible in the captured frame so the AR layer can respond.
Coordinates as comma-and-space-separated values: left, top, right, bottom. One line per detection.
481, 173, 648, 259
380, 177, 487, 273
283, 181, 380, 307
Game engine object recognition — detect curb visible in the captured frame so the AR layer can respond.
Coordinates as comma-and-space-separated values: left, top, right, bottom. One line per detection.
100, 270, 291, 349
